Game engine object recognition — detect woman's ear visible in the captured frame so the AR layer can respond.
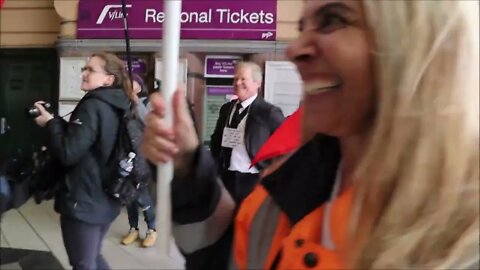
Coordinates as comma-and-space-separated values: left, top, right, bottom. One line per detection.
104, 74, 115, 86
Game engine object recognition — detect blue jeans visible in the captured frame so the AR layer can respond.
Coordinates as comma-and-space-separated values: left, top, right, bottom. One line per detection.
126, 188, 156, 230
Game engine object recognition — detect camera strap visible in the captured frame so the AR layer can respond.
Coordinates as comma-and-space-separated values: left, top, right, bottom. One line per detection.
60, 111, 74, 119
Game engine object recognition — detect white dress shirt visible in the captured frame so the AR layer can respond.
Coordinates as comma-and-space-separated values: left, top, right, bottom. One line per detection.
228, 94, 259, 174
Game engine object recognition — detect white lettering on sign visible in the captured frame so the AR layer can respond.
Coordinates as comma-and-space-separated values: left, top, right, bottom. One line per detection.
262, 32, 273, 39
145, 9, 164, 23
145, 8, 274, 25
216, 9, 274, 24
96, 4, 132, 24
146, 9, 213, 24
213, 61, 235, 74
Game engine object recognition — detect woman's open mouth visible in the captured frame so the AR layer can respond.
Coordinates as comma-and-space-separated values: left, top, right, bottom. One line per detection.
304, 81, 342, 95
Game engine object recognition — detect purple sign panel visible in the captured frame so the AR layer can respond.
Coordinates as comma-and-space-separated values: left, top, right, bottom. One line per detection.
77, 0, 277, 41
207, 86, 234, 95
205, 56, 241, 78
121, 57, 146, 75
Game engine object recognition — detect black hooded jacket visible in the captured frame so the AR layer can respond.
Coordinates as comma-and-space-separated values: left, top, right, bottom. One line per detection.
46, 87, 130, 225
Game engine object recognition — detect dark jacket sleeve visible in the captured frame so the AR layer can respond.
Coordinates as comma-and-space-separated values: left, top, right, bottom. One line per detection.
254, 104, 285, 170
269, 105, 285, 132
46, 100, 100, 167
171, 146, 236, 270
171, 146, 223, 223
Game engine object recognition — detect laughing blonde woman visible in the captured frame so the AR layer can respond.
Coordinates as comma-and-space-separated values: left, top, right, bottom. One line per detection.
142, 1, 479, 269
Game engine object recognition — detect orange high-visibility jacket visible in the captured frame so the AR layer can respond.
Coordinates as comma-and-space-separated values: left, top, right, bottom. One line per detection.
234, 182, 353, 269
233, 135, 353, 269
172, 135, 348, 270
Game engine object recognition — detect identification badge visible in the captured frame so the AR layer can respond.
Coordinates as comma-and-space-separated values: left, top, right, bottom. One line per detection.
221, 127, 243, 148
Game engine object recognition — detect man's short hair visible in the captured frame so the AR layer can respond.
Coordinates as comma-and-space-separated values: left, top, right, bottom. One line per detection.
235, 62, 263, 83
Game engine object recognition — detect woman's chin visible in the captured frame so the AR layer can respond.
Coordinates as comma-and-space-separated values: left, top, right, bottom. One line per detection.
80, 85, 93, 92
301, 114, 339, 142
301, 117, 319, 143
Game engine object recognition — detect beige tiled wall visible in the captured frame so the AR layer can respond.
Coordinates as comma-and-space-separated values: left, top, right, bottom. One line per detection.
0, 0, 61, 47
0, 0, 304, 47
277, 0, 304, 40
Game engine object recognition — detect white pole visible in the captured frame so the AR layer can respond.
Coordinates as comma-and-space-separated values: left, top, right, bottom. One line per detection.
157, 0, 182, 256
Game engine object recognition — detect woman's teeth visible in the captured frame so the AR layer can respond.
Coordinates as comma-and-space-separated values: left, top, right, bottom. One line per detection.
304, 82, 341, 95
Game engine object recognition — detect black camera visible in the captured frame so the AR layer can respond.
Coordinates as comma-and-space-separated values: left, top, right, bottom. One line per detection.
25, 102, 51, 119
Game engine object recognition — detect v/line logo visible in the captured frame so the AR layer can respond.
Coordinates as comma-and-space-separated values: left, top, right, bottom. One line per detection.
96, 4, 132, 24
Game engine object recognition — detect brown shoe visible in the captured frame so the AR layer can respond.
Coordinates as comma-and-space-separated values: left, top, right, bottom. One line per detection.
142, 229, 157, 248
121, 228, 139, 245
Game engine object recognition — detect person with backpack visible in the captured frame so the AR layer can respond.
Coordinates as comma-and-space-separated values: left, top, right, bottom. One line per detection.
120, 74, 157, 248
32, 52, 134, 270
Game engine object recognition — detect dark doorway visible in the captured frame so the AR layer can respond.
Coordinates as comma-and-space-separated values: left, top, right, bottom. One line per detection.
0, 49, 59, 160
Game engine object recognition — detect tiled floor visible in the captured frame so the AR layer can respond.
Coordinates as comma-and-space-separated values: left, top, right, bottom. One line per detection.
0, 247, 64, 269
0, 199, 185, 270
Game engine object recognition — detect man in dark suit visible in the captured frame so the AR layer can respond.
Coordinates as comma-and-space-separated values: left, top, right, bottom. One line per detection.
210, 61, 285, 204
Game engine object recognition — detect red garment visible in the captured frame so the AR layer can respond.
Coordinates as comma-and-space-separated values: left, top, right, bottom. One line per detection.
251, 106, 303, 167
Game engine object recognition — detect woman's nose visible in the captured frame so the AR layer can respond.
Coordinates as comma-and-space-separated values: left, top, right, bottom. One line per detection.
286, 34, 316, 65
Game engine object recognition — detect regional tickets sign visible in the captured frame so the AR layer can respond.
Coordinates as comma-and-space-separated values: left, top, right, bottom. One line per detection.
77, 0, 277, 41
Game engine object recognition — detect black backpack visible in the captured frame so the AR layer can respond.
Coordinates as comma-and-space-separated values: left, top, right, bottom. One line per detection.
104, 108, 154, 205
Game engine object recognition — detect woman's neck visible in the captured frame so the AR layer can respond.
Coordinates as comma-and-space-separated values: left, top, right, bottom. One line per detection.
339, 132, 369, 188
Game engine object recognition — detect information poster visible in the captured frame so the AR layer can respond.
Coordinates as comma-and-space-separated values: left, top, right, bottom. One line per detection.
264, 61, 303, 116
203, 86, 234, 143
59, 57, 88, 101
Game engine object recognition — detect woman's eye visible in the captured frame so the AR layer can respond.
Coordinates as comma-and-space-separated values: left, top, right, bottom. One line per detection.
318, 13, 348, 33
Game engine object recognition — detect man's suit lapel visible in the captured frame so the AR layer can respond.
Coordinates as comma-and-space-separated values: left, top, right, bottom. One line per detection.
244, 96, 262, 160
222, 100, 236, 129
218, 100, 237, 162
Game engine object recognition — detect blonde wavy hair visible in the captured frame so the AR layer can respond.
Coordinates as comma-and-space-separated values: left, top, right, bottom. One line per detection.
350, 1, 479, 269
